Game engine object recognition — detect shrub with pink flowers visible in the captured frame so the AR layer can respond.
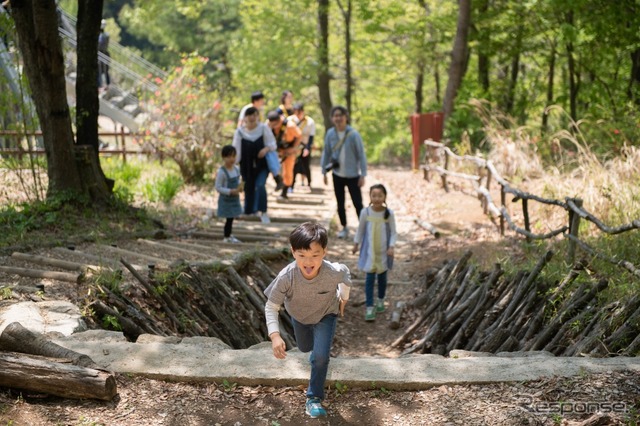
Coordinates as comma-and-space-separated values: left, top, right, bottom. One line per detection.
141, 55, 229, 184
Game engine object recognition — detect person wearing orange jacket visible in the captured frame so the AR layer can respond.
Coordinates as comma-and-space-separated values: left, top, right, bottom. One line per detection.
267, 110, 301, 200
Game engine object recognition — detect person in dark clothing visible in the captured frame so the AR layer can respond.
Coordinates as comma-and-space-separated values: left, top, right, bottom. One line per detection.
290, 103, 316, 189
232, 107, 278, 224
97, 19, 110, 89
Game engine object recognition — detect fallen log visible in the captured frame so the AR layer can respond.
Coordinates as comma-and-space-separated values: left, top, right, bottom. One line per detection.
0, 265, 81, 283
0, 351, 116, 401
0, 322, 97, 368
414, 218, 441, 238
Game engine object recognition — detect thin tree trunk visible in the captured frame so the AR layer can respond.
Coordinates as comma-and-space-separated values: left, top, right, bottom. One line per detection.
476, 0, 490, 94
317, 0, 332, 129
542, 43, 556, 132
442, 0, 471, 122
565, 10, 578, 126
629, 48, 640, 104
415, 62, 425, 113
505, 50, 521, 115
337, 0, 353, 115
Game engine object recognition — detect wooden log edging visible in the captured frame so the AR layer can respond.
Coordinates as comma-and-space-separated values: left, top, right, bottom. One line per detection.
81, 248, 293, 350
0, 265, 82, 283
395, 252, 636, 357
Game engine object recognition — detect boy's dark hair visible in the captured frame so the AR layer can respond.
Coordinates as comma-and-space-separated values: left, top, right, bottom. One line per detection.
289, 222, 328, 251
267, 110, 281, 121
221, 145, 236, 158
293, 102, 304, 112
369, 184, 390, 219
245, 106, 259, 116
251, 91, 264, 102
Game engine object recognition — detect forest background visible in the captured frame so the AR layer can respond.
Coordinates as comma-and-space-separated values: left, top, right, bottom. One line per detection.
56, 0, 640, 163
0, 0, 639, 290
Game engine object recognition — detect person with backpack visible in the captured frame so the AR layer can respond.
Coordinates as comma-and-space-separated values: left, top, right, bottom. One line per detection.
352, 184, 397, 321
321, 105, 368, 239
290, 103, 316, 190
267, 110, 301, 200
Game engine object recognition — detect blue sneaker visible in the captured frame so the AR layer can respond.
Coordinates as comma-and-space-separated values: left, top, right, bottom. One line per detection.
305, 397, 327, 418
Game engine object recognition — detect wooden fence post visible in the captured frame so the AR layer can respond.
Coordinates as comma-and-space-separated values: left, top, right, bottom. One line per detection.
500, 185, 506, 236
522, 198, 531, 242
423, 145, 431, 182
483, 166, 493, 215
442, 150, 450, 192
120, 127, 127, 163
567, 198, 583, 264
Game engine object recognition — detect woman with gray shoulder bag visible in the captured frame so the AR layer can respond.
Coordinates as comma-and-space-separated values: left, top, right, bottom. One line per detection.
321, 106, 368, 239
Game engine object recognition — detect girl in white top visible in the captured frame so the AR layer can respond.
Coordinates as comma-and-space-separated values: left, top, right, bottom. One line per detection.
352, 184, 397, 321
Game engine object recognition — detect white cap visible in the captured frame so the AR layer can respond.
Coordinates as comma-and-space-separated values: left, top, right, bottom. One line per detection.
100, 19, 106, 29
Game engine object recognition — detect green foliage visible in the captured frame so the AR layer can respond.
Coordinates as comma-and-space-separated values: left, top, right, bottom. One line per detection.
334, 381, 348, 396
118, 0, 240, 87
221, 379, 237, 392
101, 314, 122, 331
93, 270, 124, 295
0, 287, 12, 300
140, 55, 226, 184
142, 173, 183, 204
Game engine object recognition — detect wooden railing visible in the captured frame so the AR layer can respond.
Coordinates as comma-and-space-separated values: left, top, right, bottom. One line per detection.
421, 139, 640, 277
0, 130, 153, 163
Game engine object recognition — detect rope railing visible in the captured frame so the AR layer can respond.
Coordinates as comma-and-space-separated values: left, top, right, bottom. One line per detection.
421, 139, 640, 273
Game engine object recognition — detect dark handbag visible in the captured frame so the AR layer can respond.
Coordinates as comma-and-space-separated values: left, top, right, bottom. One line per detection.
325, 130, 349, 172
324, 158, 340, 172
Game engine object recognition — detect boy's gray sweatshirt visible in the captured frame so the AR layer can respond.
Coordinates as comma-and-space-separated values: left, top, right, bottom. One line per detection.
264, 260, 351, 335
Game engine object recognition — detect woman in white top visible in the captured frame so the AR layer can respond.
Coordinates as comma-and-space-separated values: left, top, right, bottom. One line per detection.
232, 106, 278, 223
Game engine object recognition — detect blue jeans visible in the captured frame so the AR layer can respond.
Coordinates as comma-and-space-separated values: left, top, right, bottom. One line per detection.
265, 150, 281, 177
365, 271, 388, 307
291, 314, 337, 400
243, 167, 268, 215
253, 167, 268, 213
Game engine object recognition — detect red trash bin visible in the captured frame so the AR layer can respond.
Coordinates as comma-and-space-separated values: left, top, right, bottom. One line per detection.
410, 112, 444, 170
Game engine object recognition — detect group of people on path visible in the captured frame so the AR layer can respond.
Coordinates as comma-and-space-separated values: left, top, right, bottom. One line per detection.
222, 90, 317, 228
214, 93, 398, 419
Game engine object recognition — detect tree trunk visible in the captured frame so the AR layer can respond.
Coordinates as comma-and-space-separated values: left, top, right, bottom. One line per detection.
542, 42, 556, 132
475, 0, 490, 94
504, 51, 520, 115
75, 0, 102, 157
629, 47, 640, 104
317, 0, 333, 129
10, 0, 82, 197
565, 10, 578, 126
0, 352, 116, 400
442, 0, 471, 122
415, 61, 425, 113
337, 0, 353, 116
